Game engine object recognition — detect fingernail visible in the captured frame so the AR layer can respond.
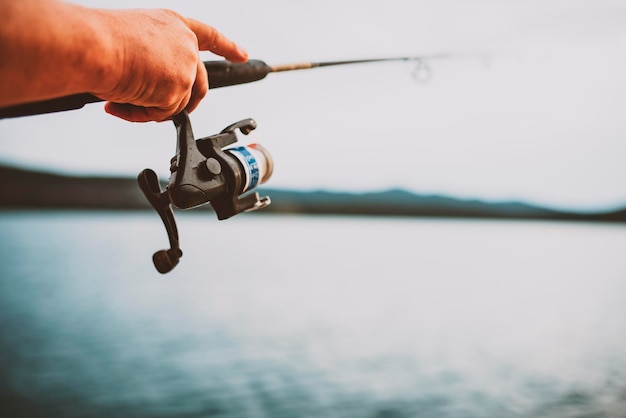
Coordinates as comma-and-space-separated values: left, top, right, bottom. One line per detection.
237, 46, 249, 60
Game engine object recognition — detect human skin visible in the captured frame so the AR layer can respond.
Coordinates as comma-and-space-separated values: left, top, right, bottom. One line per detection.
0, 0, 248, 122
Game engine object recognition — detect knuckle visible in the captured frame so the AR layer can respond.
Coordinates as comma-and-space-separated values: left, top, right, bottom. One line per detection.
158, 8, 183, 20
197, 80, 208, 97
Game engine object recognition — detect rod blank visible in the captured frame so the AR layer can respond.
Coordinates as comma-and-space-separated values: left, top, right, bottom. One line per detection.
0, 54, 466, 119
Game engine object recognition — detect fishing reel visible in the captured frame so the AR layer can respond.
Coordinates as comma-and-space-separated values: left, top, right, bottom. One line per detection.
137, 111, 273, 274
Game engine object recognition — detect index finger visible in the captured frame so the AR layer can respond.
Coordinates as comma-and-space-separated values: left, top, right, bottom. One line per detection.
185, 18, 248, 63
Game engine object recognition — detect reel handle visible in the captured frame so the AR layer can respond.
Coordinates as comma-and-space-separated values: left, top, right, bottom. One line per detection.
137, 168, 182, 274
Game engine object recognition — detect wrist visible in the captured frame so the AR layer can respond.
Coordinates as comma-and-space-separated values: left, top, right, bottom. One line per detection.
66, 5, 124, 99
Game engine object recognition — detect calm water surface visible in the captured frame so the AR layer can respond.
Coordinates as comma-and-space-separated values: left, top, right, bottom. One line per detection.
1, 211, 625, 417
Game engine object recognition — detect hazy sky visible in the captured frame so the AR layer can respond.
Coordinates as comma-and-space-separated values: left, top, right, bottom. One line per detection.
1, 0, 626, 211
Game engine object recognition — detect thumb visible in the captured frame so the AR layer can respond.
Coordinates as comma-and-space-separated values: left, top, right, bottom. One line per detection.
185, 18, 248, 62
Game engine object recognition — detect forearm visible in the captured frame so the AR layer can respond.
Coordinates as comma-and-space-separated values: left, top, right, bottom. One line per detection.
0, 0, 118, 107
1, 0, 248, 122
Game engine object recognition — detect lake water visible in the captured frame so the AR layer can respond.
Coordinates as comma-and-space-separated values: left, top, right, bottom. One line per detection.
1, 211, 625, 418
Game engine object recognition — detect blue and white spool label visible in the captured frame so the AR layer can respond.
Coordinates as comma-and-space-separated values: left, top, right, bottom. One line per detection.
229, 146, 259, 192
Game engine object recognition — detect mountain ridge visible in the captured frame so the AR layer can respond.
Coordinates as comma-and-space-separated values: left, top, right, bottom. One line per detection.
1, 164, 625, 222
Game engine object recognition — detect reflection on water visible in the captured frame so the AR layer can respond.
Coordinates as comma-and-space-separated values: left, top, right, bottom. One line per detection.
1, 211, 626, 417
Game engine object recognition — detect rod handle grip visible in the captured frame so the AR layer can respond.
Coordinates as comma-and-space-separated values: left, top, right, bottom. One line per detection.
0, 60, 271, 119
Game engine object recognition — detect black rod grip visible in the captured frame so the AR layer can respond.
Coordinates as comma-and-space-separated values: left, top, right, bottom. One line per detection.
205, 59, 271, 88
0, 93, 102, 119
0, 60, 271, 119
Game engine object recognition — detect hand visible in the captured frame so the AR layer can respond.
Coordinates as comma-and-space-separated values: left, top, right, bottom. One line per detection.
94, 9, 248, 122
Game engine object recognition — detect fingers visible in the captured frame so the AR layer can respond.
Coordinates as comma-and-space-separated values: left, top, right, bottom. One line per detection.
105, 101, 183, 123
106, 54, 208, 122
185, 59, 209, 113
104, 102, 151, 122
185, 18, 248, 63
103, 12, 246, 122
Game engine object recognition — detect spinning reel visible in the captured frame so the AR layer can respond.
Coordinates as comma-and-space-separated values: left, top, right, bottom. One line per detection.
137, 111, 273, 273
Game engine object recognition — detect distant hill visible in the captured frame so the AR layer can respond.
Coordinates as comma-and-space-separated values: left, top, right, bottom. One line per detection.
1, 164, 625, 222
0, 165, 147, 209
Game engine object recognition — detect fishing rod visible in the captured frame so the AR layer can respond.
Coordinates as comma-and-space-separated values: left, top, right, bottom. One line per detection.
0, 54, 466, 119
0, 53, 481, 273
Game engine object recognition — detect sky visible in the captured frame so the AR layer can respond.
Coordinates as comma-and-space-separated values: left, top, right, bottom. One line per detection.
1, 0, 626, 212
